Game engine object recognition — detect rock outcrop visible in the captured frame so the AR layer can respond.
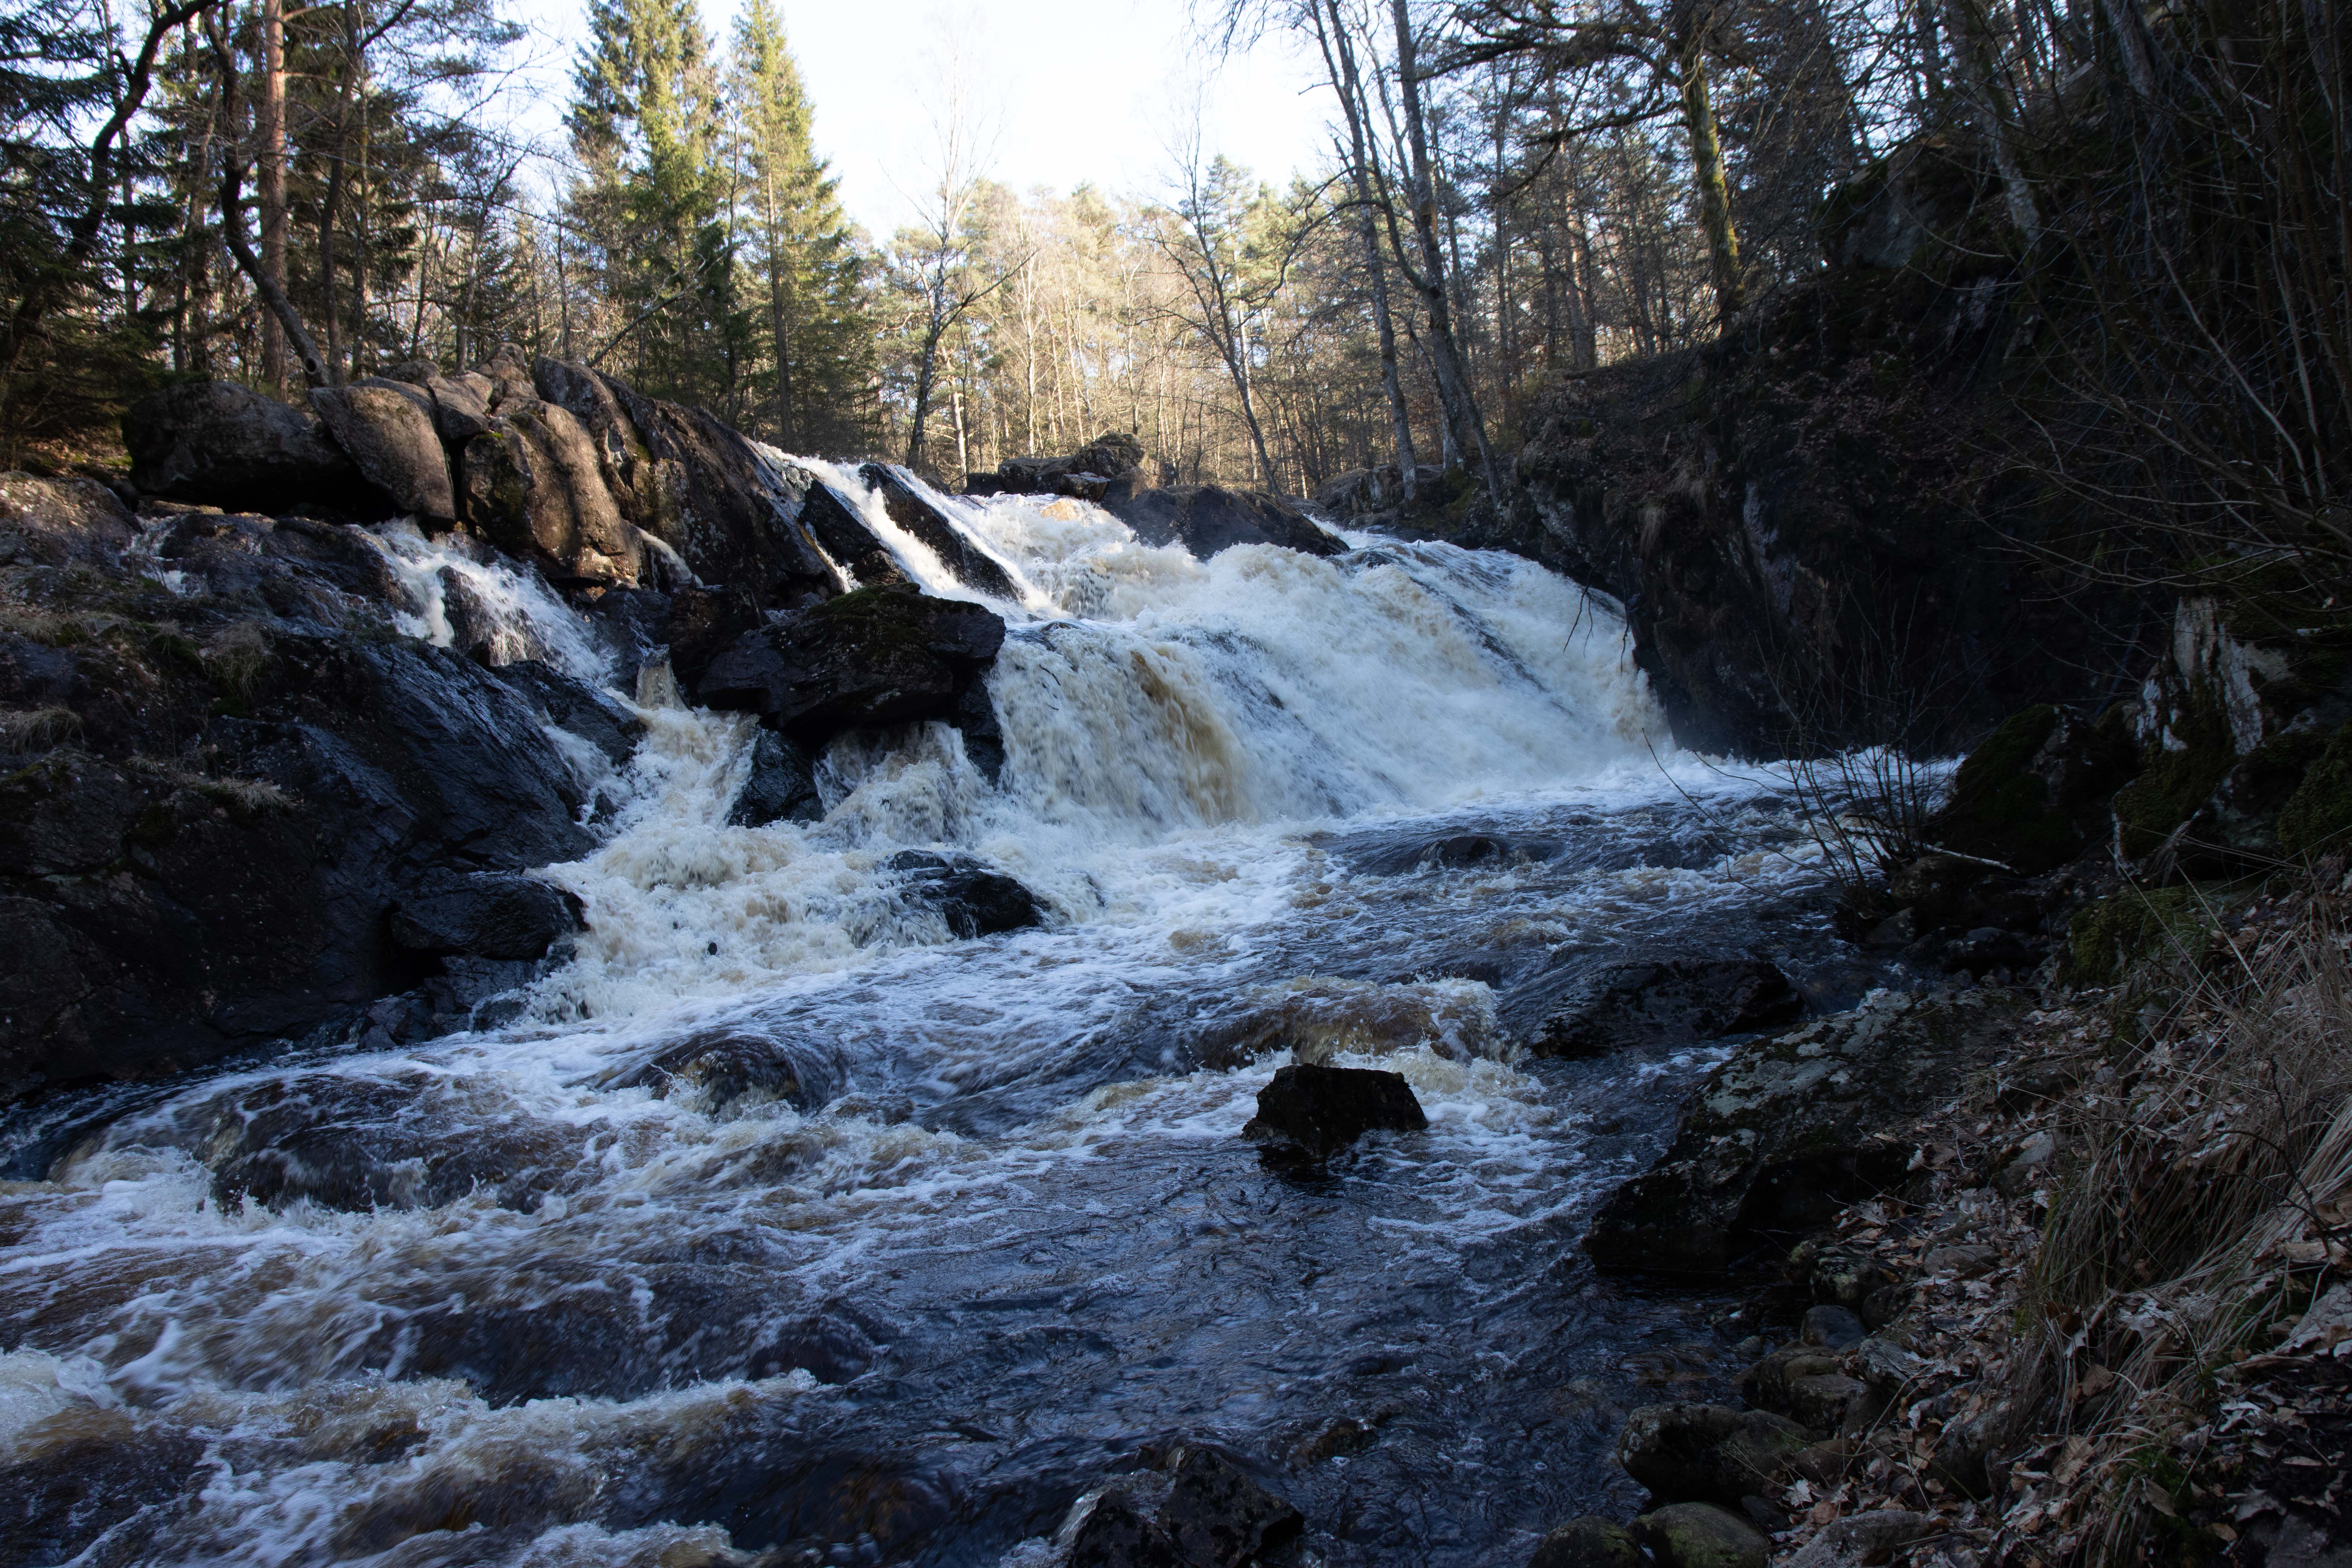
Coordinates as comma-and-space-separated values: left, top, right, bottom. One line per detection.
1583, 987, 2024, 1275
1484, 143, 2141, 756
1529, 957, 1803, 1058
0, 479, 627, 1104
124, 381, 365, 513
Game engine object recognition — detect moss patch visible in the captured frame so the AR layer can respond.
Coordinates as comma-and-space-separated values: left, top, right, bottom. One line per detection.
2065, 887, 2202, 985
2277, 719, 2352, 858
2113, 705, 2239, 860
1938, 706, 2067, 869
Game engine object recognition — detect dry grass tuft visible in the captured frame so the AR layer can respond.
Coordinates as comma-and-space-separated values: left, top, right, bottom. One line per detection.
0, 706, 83, 752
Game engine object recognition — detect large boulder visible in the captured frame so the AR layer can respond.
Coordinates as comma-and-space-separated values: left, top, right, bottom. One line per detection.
691, 584, 1005, 746
533, 357, 843, 607
796, 476, 909, 589
387, 870, 584, 961
1615, 1403, 1812, 1506
0, 634, 607, 1102
969, 431, 1147, 500
1583, 986, 2023, 1274
124, 381, 366, 512
0, 474, 137, 567
465, 396, 640, 586
310, 378, 457, 523
1632, 1503, 1771, 1568
379, 360, 495, 444
1108, 483, 1349, 560
1242, 1062, 1427, 1165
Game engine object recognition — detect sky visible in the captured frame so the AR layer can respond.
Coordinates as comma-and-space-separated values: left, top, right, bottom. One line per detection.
502, 0, 1339, 236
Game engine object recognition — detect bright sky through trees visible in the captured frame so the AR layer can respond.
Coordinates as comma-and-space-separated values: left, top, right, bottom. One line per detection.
508, 0, 1332, 236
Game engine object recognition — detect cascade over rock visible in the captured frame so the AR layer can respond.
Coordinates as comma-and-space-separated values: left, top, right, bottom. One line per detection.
964, 433, 1349, 560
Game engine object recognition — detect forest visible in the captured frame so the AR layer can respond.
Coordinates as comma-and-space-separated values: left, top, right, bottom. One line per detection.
17, 0, 2329, 512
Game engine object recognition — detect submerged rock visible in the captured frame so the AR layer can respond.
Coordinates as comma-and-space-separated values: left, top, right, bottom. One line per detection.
1615, 1403, 1811, 1506
1583, 986, 2023, 1274
602, 1026, 841, 1115
885, 850, 1043, 938
1530, 957, 1803, 1058
1243, 1062, 1427, 1165
693, 583, 1005, 746
1065, 1445, 1302, 1568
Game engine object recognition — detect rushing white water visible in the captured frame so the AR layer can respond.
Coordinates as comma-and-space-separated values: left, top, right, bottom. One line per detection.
0, 467, 1848, 1568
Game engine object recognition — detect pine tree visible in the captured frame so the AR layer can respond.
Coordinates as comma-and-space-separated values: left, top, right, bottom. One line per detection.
566, 0, 738, 404
728, 0, 871, 452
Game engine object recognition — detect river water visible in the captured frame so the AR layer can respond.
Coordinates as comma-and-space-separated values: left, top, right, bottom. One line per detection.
0, 468, 1853, 1567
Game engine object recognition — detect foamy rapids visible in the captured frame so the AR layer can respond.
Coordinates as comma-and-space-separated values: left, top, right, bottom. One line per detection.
0, 463, 1842, 1566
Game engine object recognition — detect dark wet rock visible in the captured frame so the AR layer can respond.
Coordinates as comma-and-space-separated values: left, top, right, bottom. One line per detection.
0, 474, 137, 567
0, 633, 601, 1103
886, 850, 1043, 938
1801, 1304, 1866, 1349
0, 1417, 208, 1568
973, 432, 1148, 500
797, 474, 909, 588
692, 584, 1005, 746
860, 462, 1020, 598
1529, 1516, 1645, 1568
954, 676, 1006, 784
1324, 826, 1565, 877
1633, 1502, 1772, 1568
124, 381, 367, 512
1584, 987, 2024, 1274
728, 730, 824, 828
1531, 958, 1802, 1058
665, 583, 764, 691
310, 378, 458, 523
472, 396, 640, 585
1242, 1062, 1427, 1165
489, 658, 645, 768
1067, 1445, 1302, 1568
191, 1068, 594, 1212
1108, 483, 1348, 560
388, 871, 583, 961
1738, 1346, 1848, 1419
574, 584, 671, 682
535, 360, 842, 604
1615, 1403, 1811, 1506
602, 1026, 840, 1115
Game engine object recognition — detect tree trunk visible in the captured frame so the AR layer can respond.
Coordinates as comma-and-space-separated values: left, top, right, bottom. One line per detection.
1389, 0, 1504, 500
1672, 4, 1744, 330
260, 0, 289, 392
1944, 0, 2042, 243
1317, 0, 1418, 501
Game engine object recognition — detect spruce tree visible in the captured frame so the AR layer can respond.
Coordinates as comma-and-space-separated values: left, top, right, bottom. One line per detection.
566, 0, 739, 405
727, 0, 871, 453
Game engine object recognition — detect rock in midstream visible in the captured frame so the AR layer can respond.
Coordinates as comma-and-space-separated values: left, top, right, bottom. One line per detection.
1242, 1062, 1427, 1166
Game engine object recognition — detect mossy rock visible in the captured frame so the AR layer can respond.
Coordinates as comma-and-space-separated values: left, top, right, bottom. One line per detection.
1936, 704, 2138, 872
2064, 887, 2202, 985
2279, 720, 2352, 859
1530, 1517, 1644, 1568
1632, 1503, 1770, 1568
2113, 704, 2239, 861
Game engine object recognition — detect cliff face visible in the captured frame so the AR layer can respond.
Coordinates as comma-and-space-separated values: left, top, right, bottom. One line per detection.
1482, 143, 2141, 757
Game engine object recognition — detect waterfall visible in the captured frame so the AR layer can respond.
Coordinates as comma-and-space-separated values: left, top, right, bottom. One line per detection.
0, 466, 1837, 1568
